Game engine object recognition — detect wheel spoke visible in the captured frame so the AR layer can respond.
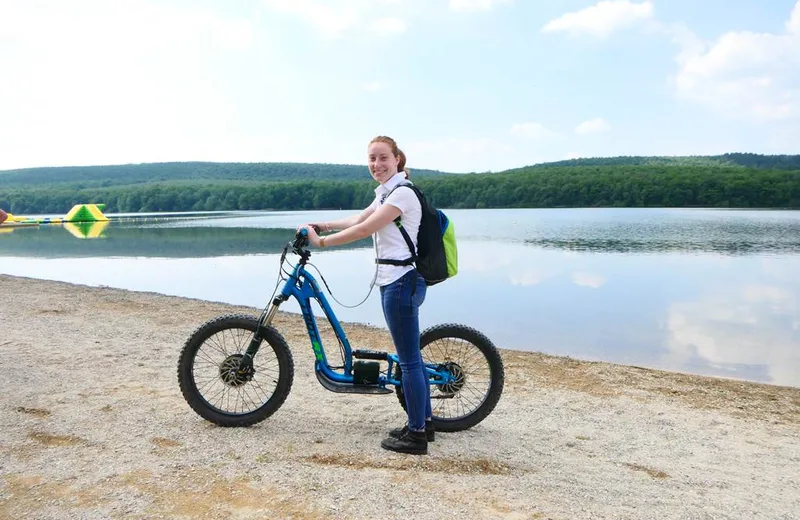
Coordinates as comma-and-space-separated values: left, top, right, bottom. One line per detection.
250, 377, 275, 402
205, 334, 230, 358
196, 347, 222, 367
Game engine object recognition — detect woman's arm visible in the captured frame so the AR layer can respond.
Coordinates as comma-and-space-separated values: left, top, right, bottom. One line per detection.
310, 205, 374, 233
302, 203, 401, 247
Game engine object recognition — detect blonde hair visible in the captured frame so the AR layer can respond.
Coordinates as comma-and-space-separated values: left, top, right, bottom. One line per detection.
369, 135, 410, 178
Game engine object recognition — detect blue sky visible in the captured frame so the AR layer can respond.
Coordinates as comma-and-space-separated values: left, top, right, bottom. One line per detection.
1, 0, 798, 172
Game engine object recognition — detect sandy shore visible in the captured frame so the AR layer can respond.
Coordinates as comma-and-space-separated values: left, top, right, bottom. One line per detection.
1, 274, 798, 519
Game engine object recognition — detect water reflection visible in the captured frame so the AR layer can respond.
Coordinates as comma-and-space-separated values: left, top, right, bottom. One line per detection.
571, 272, 607, 289
2, 208, 799, 387
0, 219, 367, 258
63, 221, 110, 239
665, 279, 800, 387
449, 241, 800, 387
525, 237, 800, 255
522, 211, 800, 255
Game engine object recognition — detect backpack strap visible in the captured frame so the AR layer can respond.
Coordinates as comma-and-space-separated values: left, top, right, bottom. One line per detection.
375, 182, 418, 266
393, 217, 417, 260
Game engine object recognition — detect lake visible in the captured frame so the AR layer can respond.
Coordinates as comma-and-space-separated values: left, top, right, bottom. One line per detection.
2, 208, 799, 387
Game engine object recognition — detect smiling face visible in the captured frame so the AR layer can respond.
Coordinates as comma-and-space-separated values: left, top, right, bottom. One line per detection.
367, 141, 400, 184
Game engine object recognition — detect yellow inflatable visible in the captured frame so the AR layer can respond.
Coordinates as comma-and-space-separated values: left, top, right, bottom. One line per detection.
64, 203, 109, 223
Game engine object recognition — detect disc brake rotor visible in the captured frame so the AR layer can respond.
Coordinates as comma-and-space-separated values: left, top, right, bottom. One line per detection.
437, 362, 466, 394
219, 354, 254, 387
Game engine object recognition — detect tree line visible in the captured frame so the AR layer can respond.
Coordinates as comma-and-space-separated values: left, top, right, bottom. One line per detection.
0, 161, 447, 189
2, 165, 798, 214
533, 153, 800, 170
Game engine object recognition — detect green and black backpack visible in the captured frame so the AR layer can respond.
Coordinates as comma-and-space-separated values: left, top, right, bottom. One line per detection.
376, 182, 458, 286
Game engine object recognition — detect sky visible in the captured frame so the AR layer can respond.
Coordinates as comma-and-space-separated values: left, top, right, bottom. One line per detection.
0, 0, 798, 173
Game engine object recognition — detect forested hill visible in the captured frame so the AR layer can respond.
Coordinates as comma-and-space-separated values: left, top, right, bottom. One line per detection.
1, 154, 798, 212
529, 153, 800, 170
0, 161, 449, 188
1, 154, 797, 190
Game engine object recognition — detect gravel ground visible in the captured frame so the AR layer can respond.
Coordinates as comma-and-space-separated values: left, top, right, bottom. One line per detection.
1, 274, 799, 519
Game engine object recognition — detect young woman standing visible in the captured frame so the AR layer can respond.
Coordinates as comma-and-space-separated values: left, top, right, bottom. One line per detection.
298, 135, 433, 455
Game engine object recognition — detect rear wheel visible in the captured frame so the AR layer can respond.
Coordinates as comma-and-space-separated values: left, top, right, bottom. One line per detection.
177, 314, 294, 427
395, 324, 504, 432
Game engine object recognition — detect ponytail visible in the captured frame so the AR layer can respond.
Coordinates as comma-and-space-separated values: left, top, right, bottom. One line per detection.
398, 149, 410, 179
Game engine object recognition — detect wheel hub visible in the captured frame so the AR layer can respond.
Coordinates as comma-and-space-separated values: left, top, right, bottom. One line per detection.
437, 362, 465, 394
219, 354, 254, 387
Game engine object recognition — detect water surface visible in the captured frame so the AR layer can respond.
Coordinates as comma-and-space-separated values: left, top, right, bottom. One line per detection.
2, 208, 798, 387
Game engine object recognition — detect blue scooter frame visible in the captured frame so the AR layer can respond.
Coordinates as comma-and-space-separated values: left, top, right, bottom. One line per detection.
269, 251, 453, 391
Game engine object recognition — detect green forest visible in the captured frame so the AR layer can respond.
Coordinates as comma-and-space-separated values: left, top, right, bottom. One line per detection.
0, 162, 446, 189
530, 153, 800, 170
1, 154, 799, 213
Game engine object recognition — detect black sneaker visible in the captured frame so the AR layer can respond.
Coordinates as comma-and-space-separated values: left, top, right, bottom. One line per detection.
388, 419, 435, 442
380, 429, 428, 455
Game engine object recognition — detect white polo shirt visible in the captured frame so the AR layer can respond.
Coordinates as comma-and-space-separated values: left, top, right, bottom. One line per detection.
369, 172, 422, 287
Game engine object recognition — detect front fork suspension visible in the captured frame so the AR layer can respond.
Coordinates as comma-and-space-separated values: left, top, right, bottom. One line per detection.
238, 295, 286, 372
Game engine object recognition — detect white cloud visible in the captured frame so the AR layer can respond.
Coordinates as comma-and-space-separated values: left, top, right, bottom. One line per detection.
572, 272, 606, 288
370, 17, 406, 35
0, 1, 255, 50
789, 1, 800, 33
449, 0, 513, 12
407, 137, 514, 172
509, 122, 559, 139
0, 1, 262, 169
542, 0, 654, 38
672, 3, 800, 121
263, 0, 362, 38
575, 118, 611, 135
542, 1, 800, 121
263, 0, 406, 39
410, 137, 511, 155
662, 22, 706, 65
363, 81, 383, 92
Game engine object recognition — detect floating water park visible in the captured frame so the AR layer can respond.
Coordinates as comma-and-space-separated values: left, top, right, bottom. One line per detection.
2, 203, 109, 226
0, 203, 110, 238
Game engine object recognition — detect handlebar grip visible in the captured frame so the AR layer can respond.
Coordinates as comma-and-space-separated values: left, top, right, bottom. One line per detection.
293, 228, 310, 251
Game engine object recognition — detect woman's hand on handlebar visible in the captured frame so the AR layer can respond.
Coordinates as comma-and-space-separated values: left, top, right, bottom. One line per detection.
307, 222, 330, 233
297, 224, 322, 247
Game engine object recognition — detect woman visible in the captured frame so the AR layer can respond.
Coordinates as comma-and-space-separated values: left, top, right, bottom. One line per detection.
299, 135, 433, 455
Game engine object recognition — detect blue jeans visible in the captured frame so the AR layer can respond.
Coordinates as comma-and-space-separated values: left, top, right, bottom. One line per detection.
380, 269, 430, 432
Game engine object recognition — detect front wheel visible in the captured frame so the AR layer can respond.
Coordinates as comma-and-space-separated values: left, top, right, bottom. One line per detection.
395, 324, 504, 432
177, 314, 294, 427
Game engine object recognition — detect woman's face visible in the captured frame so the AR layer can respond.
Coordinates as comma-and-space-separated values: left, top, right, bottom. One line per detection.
367, 141, 399, 184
